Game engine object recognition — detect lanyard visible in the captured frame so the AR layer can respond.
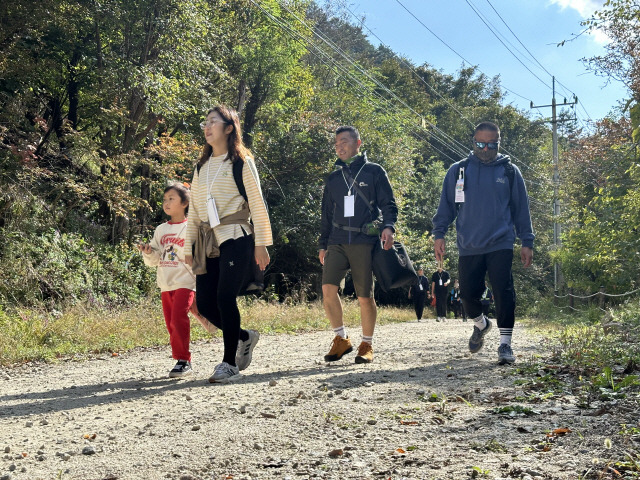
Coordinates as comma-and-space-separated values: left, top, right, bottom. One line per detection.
341, 162, 366, 195
206, 155, 227, 197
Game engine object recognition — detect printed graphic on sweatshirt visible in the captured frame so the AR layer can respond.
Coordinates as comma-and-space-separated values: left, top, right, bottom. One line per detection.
159, 233, 184, 267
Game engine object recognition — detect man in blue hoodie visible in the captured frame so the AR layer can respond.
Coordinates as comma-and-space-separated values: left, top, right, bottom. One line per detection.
432, 121, 534, 365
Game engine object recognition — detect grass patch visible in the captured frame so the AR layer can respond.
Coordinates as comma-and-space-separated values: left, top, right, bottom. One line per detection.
0, 297, 413, 366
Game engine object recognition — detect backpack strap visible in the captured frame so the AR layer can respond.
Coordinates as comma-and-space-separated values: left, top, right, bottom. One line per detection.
232, 159, 248, 202
455, 158, 516, 219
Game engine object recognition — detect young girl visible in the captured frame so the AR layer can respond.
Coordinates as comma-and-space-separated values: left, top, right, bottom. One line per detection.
185, 105, 272, 383
139, 183, 197, 378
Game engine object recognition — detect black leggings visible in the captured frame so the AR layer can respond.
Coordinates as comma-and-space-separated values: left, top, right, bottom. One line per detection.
196, 235, 253, 366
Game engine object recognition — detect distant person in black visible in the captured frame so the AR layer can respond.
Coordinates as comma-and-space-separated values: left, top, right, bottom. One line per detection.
408, 267, 430, 322
481, 284, 493, 317
431, 265, 450, 322
451, 279, 465, 320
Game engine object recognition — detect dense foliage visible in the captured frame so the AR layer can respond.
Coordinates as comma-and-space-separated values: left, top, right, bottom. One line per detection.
555, 0, 640, 297
0, 0, 635, 313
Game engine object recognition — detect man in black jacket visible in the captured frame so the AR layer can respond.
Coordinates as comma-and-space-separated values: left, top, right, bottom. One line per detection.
408, 267, 430, 322
319, 126, 397, 364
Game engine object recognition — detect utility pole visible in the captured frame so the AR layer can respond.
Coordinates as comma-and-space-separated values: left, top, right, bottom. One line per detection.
531, 77, 577, 295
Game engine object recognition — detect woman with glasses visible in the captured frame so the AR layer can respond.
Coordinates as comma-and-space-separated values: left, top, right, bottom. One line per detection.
184, 105, 272, 383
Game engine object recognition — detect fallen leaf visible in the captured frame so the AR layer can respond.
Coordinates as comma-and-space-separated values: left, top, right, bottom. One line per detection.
548, 428, 571, 436
21, 452, 28, 458
607, 466, 621, 476
394, 448, 406, 455
260, 412, 277, 419
111, 352, 119, 357
328, 449, 343, 457
400, 420, 419, 425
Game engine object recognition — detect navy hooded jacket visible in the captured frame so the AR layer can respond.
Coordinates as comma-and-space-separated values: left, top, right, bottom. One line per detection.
432, 152, 534, 256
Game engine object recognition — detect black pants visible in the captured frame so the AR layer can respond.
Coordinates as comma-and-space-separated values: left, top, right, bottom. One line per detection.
458, 249, 515, 329
196, 235, 252, 366
413, 295, 426, 320
434, 288, 448, 317
453, 300, 464, 318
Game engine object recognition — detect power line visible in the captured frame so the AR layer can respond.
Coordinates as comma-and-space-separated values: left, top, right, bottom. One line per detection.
482, 0, 594, 129
484, 0, 554, 79
341, 2, 547, 176
393, 0, 533, 104
464, 0, 552, 90
341, 2, 476, 129
275, 0, 473, 156
246, 0, 468, 160
251, 1, 552, 190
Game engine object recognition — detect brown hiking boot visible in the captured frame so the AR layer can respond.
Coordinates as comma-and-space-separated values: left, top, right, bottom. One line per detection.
355, 341, 374, 364
324, 335, 353, 361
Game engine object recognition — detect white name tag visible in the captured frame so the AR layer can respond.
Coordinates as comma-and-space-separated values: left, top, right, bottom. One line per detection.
419, 284, 423, 291
207, 196, 220, 227
455, 178, 465, 203
439, 279, 443, 286
344, 195, 355, 217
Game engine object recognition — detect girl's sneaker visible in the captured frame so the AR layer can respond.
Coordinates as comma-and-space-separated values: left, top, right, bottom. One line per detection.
208, 362, 241, 383
169, 360, 193, 378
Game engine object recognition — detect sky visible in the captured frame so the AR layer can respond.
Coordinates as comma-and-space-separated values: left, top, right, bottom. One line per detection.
341, 0, 630, 126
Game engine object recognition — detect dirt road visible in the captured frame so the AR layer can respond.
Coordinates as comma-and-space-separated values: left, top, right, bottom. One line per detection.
0, 319, 633, 480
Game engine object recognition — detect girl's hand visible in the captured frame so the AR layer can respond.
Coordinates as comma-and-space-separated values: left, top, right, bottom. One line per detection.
255, 245, 270, 271
184, 255, 193, 266
138, 243, 152, 254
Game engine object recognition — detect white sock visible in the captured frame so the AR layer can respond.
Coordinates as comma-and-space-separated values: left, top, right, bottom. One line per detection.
333, 326, 347, 339
473, 314, 487, 330
361, 335, 373, 345
499, 328, 513, 346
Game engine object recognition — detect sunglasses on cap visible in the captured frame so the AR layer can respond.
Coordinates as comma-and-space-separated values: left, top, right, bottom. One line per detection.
473, 140, 500, 150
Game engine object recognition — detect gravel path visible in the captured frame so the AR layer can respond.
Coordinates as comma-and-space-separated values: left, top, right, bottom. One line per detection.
0, 318, 634, 480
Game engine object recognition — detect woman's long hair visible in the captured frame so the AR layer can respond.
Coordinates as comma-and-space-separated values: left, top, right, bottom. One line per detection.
198, 105, 251, 168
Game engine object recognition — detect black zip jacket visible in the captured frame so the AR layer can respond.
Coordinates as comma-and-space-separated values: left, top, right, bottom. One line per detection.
319, 152, 398, 250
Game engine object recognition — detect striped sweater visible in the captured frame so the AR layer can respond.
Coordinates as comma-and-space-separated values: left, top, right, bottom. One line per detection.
185, 153, 273, 252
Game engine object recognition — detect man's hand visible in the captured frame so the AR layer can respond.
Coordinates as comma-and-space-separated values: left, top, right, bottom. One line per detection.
319, 249, 326, 265
255, 245, 270, 271
434, 238, 446, 263
381, 227, 395, 250
521, 246, 533, 268
184, 255, 193, 267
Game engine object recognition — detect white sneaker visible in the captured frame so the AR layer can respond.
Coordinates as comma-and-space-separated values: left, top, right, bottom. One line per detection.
208, 362, 241, 383
236, 330, 260, 371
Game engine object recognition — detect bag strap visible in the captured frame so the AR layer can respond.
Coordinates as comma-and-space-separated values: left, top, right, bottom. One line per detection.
232, 159, 248, 202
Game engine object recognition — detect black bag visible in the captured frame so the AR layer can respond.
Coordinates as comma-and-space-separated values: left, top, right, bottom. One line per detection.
239, 236, 264, 296
372, 240, 418, 292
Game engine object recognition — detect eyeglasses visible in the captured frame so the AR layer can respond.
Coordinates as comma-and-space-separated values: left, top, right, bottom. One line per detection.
200, 119, 226, 130
473, 140, 500, 150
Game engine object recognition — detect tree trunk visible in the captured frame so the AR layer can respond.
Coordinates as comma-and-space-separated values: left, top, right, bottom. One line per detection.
237, 79, 247, 115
